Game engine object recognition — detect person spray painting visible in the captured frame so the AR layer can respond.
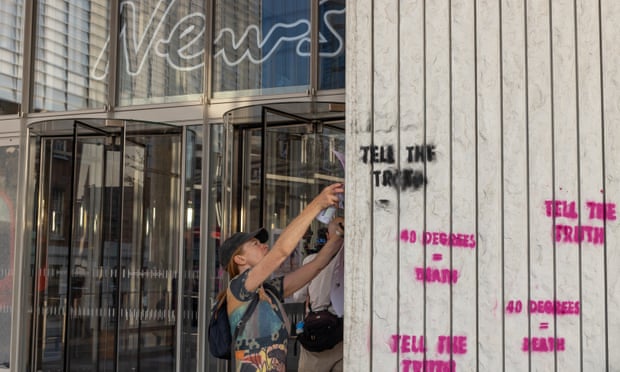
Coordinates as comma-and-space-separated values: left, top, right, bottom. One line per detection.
218, 183, 345, 372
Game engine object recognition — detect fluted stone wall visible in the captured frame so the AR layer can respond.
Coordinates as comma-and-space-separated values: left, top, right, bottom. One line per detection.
345, 0, 620, 370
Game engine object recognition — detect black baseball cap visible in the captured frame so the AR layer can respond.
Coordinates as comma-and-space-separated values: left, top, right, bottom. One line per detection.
219, 228, 269, 268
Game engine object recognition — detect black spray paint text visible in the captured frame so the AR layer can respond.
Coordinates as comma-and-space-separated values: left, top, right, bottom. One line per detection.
361, 144, 436, 191
360, 144, 437, 163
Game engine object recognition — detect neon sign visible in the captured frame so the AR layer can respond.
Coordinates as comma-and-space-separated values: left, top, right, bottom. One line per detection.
91, 0, 345, 80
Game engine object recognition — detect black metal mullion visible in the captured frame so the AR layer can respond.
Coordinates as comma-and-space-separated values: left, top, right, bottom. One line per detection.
310, 0, 319, 93
63, 121, 80, 372
97, 133, 111, 372
260, 107, 266, 228
114, 127, 126, 372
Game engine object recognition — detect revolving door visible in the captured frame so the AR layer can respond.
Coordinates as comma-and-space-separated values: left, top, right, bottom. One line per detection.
224, 102, 346, 240
207, 103, 345, 371
25, 119, 183, 372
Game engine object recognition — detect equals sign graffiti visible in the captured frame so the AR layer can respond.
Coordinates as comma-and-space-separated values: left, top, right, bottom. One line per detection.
432, 253, 443, 261
539, 322, 549, 330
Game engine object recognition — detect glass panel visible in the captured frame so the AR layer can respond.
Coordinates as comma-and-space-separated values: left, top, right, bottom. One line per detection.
32, 136, 75, 371
117, 131, 181, 371
180, 126, 202, 371
0, 141, 19, 368
32, 127, 122, 372
264, 123, 314, 279
0, 0, 23, 115
240, 118, 345, 280
28, 120, 183, 371
318, 0, 346, 90
66, 126, 117, 371
317, 123, 346, 181
205, 124, 227, 371
117, 0, 205, 106
25, 135, 41, 372
33, 1, 109, 112
243, 128, 264, 233
212, 0, 311, 98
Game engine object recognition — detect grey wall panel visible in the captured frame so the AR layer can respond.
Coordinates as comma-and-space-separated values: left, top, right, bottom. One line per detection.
501, 0, 529, 369
551, 0, 581, 370
371, 0, 400, 370
525, 0, 555, 369
602, 0, 620, 369
397, 0, 426, 370
577, 0, 606, 369
424, 0, 454, 369
476, 0, 504, 369
344, 0, 374, 369
450, 0, 477, 370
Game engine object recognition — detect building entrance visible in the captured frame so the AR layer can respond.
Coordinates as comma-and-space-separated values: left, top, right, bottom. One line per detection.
26, 119, 183, 372
210, 102, 345, 371
229, 103, 346, 236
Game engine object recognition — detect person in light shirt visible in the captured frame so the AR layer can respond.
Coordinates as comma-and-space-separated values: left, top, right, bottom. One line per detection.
294, 216, 345, 372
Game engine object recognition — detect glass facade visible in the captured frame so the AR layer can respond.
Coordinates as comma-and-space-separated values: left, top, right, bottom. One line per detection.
1, 0, 345, 112
0, 1, 345, 371
117, 0, 206, 105
180, 125, 203, 371
0, 141, 18, 368
33, 0, 109, 112
0, 0, 23, 114
212, 0, 346, 97
27, 120, 185, 372
212, 0, 311, 97
318, 0, 345, 90
204, 124, 225, 371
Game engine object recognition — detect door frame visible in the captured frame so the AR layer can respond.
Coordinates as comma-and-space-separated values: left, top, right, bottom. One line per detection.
22, 118, 185, 372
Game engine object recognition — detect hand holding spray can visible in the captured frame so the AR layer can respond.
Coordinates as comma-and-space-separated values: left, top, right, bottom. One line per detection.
316, 192, 343, 224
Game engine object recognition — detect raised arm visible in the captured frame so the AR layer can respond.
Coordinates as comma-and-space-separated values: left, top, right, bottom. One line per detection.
282, 217, 344, 297
243, 183, 344, 292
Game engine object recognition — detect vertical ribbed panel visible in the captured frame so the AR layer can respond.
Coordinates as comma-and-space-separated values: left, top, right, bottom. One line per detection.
346, 0, 620, 370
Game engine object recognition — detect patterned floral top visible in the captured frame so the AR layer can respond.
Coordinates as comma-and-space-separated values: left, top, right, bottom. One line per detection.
228, 269, 289, 372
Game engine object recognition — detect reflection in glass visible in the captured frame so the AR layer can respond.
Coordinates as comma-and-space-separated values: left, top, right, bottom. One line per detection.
66, 135, 111, 371
180, 126, 202, 371
33, 1, 109, 112
33, 137, 78, 371
239, 118, 345, 280
205, 124, 225, 371
117, 0, 205, 106
319, 0, 346, 90
0, 144, 18, 367
0, 0, 24, 114
212, 0, 311, 97
28, 120, 182, 372
117, 133, 181, 372
227, 116, 344, 369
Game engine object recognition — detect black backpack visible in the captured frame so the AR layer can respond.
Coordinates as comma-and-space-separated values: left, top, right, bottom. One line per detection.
208, 293, 259, 359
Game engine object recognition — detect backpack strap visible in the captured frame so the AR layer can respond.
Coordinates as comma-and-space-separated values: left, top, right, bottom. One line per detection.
229, 293, 259, 370
263, 284, 291, 335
